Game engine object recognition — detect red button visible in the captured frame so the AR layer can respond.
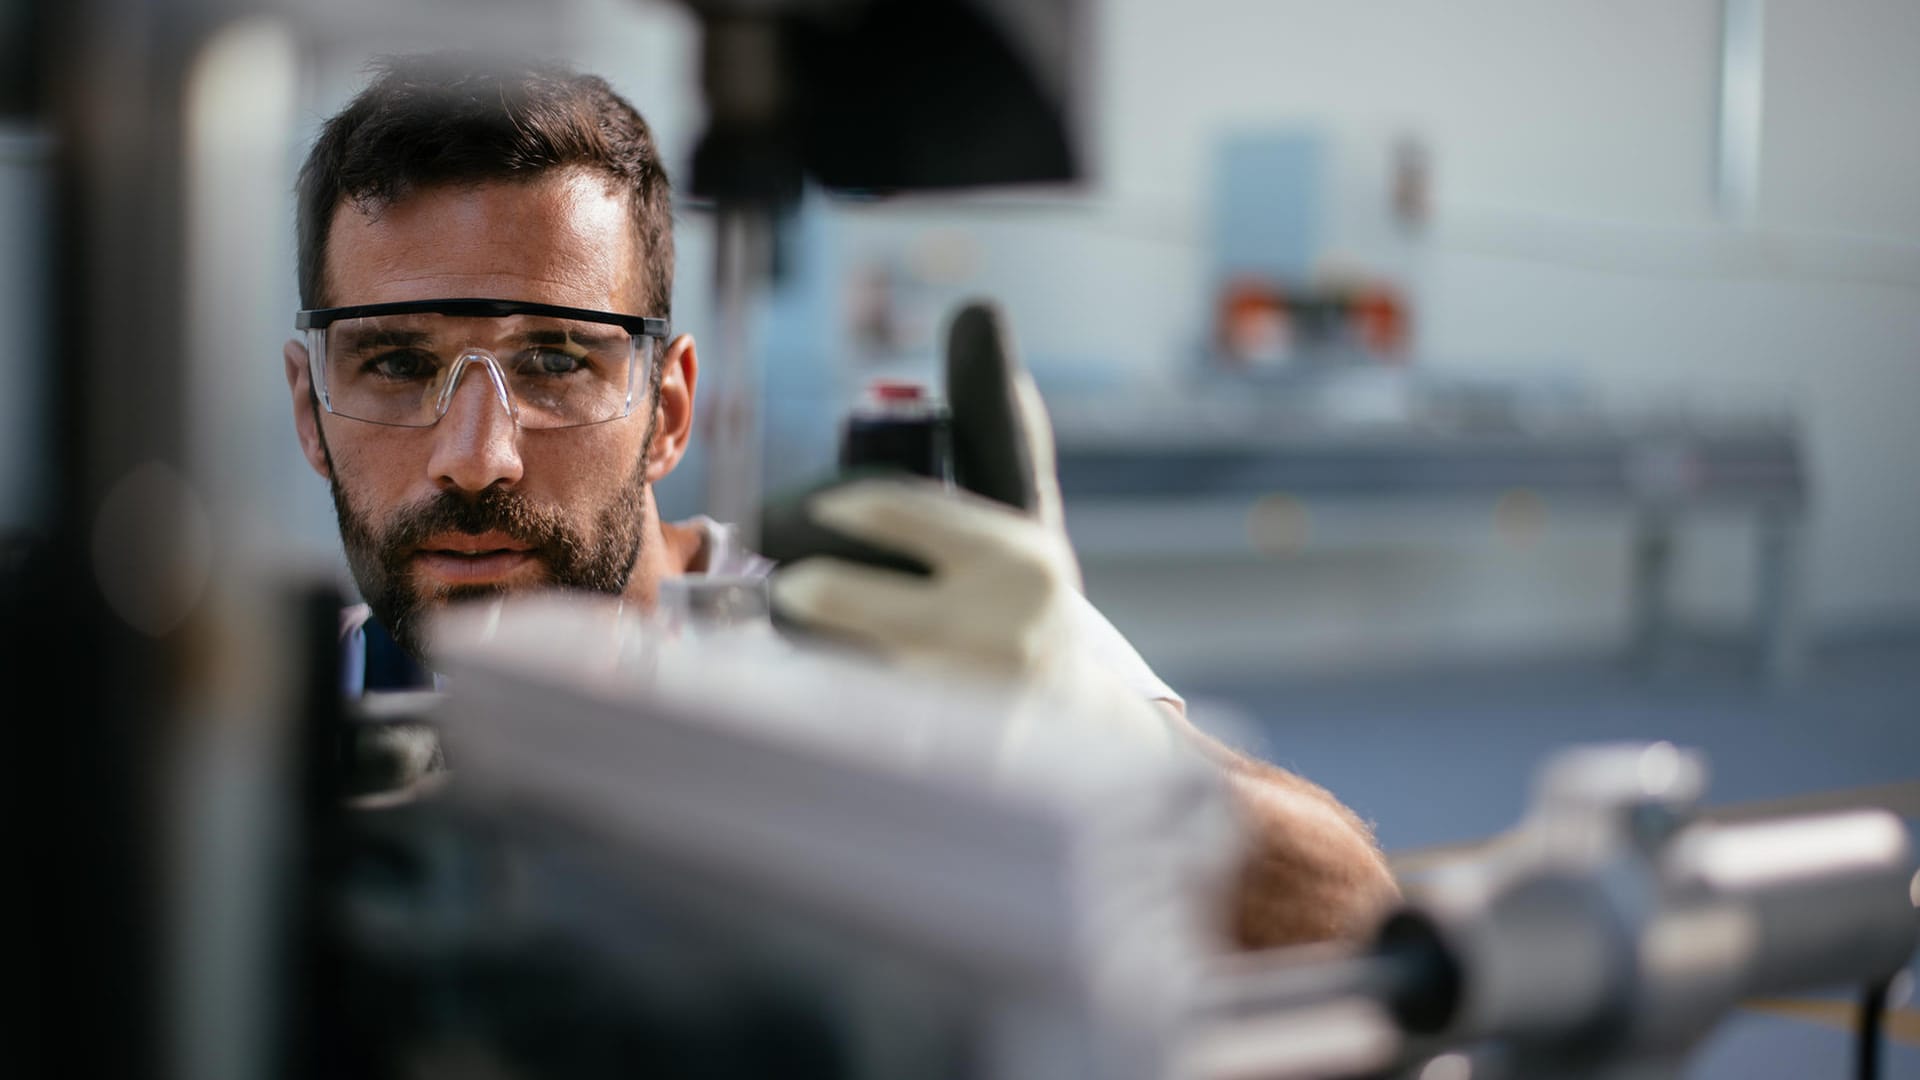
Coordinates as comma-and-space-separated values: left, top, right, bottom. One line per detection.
870, 380, 926, 402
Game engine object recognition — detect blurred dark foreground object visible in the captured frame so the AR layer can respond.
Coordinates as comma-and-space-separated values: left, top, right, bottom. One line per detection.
687, 0, 1084, 206
294, 586, 1226, 1080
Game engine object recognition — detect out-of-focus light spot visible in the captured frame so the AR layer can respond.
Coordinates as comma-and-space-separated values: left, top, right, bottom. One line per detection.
1888, 968, 1914, 1010
1419, 1052, 1472, 1080
1695, 813, 1906, 890
92, 460, 212, 637
911, 228, 982, 284
1493, 488, 1548, 546
186, 16, 295, 143
1909, 868, 1919, 908
1637, 741, 1682, 796
1247, 493, 1311, 555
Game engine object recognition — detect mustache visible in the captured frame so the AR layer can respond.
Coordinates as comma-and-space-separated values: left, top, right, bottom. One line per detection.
384, 487, 575, 556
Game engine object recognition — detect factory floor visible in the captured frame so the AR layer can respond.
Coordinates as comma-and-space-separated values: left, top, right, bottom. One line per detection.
1184, 626, 1920, 1079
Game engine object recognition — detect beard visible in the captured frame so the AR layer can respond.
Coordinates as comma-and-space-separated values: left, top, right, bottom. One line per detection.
329, 453, 650, 664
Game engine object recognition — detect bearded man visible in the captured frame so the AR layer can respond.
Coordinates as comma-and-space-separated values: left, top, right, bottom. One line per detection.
286, 55, 1398, 948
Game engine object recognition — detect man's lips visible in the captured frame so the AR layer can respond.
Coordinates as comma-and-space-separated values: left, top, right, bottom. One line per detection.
411, 532, 540, 586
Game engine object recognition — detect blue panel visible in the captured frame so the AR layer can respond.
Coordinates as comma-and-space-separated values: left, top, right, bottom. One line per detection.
1212, 131, 1325, 284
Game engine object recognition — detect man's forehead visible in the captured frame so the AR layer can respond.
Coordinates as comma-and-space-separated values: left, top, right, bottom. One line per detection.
322, 169, 652, 311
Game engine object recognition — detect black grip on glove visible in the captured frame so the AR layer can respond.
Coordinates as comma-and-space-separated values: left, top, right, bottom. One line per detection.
944, 299, 1040, 514
757, 468, 934, 578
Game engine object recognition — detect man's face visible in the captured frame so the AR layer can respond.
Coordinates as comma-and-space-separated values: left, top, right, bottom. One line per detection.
285, 167, 695, 658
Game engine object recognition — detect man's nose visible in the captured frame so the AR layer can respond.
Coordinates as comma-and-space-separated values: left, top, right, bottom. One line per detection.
426, 354, 525, 494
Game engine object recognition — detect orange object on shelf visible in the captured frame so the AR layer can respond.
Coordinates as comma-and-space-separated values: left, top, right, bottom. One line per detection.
1213, 275, 1411, 367
1351, 284, 1410, 360
1216, 276, 1292, 367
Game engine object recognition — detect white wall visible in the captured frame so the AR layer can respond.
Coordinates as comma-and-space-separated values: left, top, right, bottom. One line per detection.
1084, 0, 1920, 669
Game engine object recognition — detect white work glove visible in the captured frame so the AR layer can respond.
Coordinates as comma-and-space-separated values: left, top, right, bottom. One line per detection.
770, 478, 1175, 753
769, 301, 1174, 752
772, 478, 1071, 674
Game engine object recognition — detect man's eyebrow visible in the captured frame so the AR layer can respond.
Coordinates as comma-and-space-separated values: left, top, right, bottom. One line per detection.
334, 326, 433, 351
518, 325, 628, 348
330, 322, 629, 351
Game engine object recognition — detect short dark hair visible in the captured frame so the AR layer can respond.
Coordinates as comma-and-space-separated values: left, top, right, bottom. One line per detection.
296, 53, 674, 319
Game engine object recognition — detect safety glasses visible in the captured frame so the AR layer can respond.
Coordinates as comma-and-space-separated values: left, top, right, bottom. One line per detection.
295, 298, 669, 429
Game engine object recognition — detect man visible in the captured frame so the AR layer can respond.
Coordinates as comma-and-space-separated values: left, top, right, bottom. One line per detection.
285, 55, 1397, 948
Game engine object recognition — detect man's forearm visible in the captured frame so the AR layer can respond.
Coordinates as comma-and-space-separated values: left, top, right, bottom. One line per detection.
1167, 710, 1402, 950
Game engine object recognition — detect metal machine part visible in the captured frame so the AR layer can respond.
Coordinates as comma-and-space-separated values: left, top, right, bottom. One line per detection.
1371, 743, 1918, 1078
839, 380, 956, 486
1175, 744, 1917, 1079
684, 0, 1084, 205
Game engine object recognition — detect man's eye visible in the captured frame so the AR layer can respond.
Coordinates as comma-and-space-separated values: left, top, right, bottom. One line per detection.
521, 347, 588, 376
363, 350, 438, 381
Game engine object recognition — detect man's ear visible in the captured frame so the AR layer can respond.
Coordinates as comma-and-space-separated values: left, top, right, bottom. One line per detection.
284, 338, 332, 481
645, 333, 698, 482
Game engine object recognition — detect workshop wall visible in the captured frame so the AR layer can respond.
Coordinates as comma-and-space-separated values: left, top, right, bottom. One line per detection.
1069, 0, 1920, 672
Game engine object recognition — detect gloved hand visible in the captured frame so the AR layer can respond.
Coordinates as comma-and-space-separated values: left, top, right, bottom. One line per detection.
771, 478, 1070, 674
768, 301, 1174, 751
770, 477, 1174, 751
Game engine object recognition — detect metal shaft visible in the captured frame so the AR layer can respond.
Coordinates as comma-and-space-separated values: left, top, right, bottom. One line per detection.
702, 204, 773, 547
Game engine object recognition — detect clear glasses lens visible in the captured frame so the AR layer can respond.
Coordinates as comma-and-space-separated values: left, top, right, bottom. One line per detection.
315, 313, 650, 428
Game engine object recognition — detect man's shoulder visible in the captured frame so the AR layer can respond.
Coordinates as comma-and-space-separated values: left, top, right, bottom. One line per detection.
674, 515, 777, 579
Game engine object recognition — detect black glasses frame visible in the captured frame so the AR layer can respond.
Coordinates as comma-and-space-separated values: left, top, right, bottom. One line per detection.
295, 297, 668, 338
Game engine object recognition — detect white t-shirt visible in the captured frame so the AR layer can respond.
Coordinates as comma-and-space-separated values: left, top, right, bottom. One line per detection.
343, 516, 1182, 712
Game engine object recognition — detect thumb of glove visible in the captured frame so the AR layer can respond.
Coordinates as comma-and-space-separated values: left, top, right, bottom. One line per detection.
945, 300, 1072, 553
